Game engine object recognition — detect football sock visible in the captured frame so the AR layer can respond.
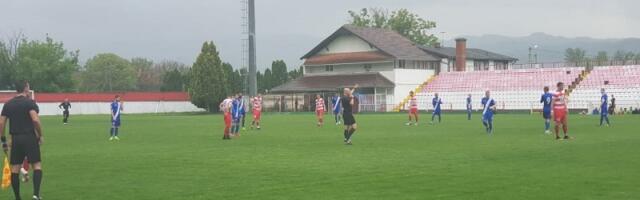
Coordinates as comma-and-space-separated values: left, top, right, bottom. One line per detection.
600, 116, 604, 126
11, 173, 20, 199
605, 116, 610, 125
562, 124, 568, 134
347, 129, 356, 140
115, 128, 119, 136
33, 170, 42, 197
110, 128, 114, 137
545, 120, 550, 131
343, 130, 348, 139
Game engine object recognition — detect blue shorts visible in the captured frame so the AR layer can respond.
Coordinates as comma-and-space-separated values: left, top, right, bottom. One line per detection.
482, 114, 493, 122
433, 110, 441, 115
543, 111, 551, 119
112, 119, 121, 127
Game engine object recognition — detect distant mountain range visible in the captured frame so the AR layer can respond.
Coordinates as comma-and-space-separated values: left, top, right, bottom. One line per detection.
443, 33, 640, 63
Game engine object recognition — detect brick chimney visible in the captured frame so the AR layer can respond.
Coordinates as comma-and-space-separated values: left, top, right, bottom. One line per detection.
455, 38, 467, 71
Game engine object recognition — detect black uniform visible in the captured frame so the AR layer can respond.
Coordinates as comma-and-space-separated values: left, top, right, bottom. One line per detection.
341, 96, 356, 125
1, 95, 41, 165
59, 101, 71, 123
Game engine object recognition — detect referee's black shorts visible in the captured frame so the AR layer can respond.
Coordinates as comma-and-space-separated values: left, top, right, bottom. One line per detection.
10, 133, 41, 165
343, 113, 356, 126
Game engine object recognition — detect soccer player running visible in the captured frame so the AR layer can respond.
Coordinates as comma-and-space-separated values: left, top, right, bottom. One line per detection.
109, 95, 123, 141
251, 94, 263, 130
406, 91, 419, 126
466, 94, 472, 120
331, 93, 342, 125
219, 95, 233, 140
481, 90, 496, 134
552, 82, 571, 140
342, 85, 358, 145
540, 86, 553, 134
599, 88, 611, 127
0, 80, 44, 200
315, 94, 325, 127
58, 98, 71, 125
431, 93, 443, 124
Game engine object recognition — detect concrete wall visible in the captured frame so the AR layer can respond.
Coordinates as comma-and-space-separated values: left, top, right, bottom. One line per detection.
381, 69, 435, 107
1, 101, 205, 116
318, 35, 375, 54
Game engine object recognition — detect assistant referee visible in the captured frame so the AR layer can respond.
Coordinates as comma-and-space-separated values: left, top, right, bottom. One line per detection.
1, 80, 44, 200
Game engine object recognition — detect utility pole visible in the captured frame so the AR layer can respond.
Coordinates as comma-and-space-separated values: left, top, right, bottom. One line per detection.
247, 0, 257, 96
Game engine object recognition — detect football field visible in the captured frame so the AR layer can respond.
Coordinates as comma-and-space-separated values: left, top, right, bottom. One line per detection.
2, 112, 639, 199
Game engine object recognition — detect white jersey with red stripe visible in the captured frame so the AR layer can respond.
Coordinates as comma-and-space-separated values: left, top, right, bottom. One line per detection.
252, 97, 262, 111
316, 98, 325, 111
409, 96, 417, 109
552, 90, 567, 110
220, 98, 233, 113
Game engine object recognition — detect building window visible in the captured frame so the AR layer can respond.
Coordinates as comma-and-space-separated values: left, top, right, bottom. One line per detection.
398, 60, 406, 69
364, 64, 372, 72
495, 61, 507, 70
325, 65, 334, 72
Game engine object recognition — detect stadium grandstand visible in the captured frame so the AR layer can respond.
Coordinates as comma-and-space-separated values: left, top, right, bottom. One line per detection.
570, 65, 640, 111
400, 65, 640, 113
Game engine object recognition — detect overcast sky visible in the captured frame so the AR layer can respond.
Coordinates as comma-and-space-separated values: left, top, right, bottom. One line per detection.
1, 0, 638, 70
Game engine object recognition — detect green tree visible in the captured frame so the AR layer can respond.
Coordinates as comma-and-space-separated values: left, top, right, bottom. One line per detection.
564, 48, 587, 64
157, 60, 190, 92
594, 51, 608, 64
222, 62, 244, 94
288, 65, 303, 80
80, 53, 136, 92
613, 50, 626, 61
189, 41, 227, 111
130, 57, 162, 91
270, 60, 288, 87
11, 37, 79, 92
348, 8, 438, 46
0, 41, 12, 90
161, 68, 187, 91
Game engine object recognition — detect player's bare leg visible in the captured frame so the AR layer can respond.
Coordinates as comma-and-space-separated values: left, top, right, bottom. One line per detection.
345, 124, 357, 145
21, 159, 30, 182
562, 117, 570, 139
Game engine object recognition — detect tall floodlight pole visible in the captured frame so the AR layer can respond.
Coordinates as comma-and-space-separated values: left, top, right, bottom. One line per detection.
248, 0, 257, 96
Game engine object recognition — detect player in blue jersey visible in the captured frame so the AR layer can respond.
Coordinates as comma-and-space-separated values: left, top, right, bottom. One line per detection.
540, 86, 553, 134
481, 90, 496, 134
466, 94, 472, 120
331, 93, 342, 125
430, 93, 443, 124
231, 94, 243, 137
109, 95, 123, 141
600, 88, 611, 127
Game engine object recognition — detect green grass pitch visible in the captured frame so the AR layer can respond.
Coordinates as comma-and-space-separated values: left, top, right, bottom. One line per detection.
2, 113, 639, 199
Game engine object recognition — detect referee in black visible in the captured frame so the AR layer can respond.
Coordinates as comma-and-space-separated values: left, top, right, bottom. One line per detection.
59, 98, 71, 124
341, 84, 358, 145
1, 80, 44, 200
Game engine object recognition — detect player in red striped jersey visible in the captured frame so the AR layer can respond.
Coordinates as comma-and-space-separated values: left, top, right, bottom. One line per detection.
219, 95, 234, 140
552, 82, 571, 140
406, 91, 419, 126
315, 94, 325, 127
251, 94, 263, 130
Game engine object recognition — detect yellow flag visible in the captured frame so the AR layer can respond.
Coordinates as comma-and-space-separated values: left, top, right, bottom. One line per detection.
1, 156, 10, 189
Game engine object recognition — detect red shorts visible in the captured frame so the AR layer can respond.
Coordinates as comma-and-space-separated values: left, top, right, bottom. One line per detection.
253, 109, 261, 120
224, 112, 232, 128
409, 108, 418, 114
316, 110, 324, 118
553, 109, 567, 122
